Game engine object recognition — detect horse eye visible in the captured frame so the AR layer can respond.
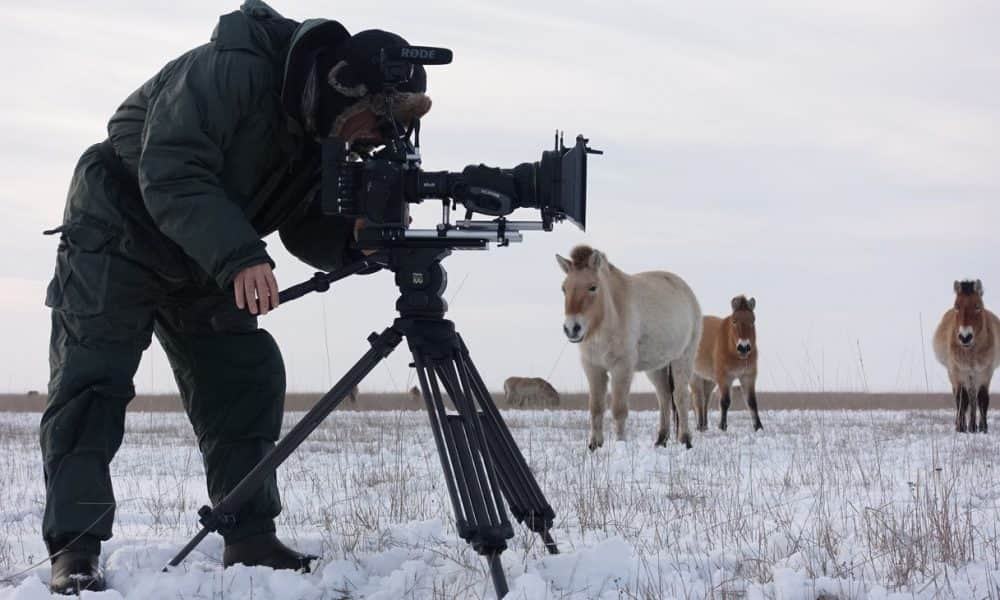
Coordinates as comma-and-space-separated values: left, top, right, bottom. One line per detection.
588, 285, 597, 293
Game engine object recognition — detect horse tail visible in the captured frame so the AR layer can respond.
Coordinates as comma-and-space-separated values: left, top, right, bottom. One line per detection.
668, 364, 678, 432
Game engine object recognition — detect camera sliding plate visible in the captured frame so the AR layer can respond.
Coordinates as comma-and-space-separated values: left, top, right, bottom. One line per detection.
356, 226, 524, 251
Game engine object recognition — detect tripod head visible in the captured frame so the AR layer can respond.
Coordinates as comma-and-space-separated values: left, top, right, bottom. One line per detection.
277, 243, 468, 320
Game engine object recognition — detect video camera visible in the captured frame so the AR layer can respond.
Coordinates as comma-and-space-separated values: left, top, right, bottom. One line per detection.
319, 44, 600, 246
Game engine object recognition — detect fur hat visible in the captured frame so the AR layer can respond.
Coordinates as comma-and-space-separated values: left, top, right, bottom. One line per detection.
299, 29, 431, 139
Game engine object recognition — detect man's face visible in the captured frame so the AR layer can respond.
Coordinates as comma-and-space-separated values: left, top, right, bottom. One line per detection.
329, 92, 432, 148
337, 108, 383, 145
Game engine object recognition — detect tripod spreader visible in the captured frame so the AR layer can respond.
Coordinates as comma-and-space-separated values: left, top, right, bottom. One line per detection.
278, 251, 389, 304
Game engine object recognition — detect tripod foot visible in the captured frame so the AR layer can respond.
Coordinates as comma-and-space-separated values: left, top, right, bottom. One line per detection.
487, 552, 509, 598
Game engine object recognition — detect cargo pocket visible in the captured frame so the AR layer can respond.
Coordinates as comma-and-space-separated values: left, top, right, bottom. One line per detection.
44, 219, 120, 316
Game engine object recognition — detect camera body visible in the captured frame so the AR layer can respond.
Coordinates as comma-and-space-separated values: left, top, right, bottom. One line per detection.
318, 43, 598, 242
321, 133, 595, 232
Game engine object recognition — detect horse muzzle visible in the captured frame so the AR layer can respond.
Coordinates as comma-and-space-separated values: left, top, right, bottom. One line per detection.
957, 328, 975, 347
563, 318, 585, 343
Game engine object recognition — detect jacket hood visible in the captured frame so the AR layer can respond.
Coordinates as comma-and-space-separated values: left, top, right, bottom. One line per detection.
280, 18, 352, 127
211, 2, 351, 131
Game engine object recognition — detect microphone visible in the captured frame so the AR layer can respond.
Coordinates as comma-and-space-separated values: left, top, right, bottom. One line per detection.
382, 46, 453, 65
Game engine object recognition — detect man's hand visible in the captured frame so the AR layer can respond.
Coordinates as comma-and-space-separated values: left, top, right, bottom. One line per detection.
233, 263, 279, 315
354, 218, 378, 256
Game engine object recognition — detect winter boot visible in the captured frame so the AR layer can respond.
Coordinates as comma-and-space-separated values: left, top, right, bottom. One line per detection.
223, 533, 317, 572
48, 535, 105, 595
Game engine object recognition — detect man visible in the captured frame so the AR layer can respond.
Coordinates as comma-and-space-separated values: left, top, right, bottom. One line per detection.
40, 1, 432, 593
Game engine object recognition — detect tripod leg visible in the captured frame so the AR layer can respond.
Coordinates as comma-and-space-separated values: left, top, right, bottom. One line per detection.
455, 334, 560, 555
412, 348, 513, 541
164, 327, 403, 570
405, 321, 514, 598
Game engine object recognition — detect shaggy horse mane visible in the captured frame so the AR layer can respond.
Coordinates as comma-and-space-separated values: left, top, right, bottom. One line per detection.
958, 280, 980, 295
732, 295, 753, 312
570, 245, 596, 269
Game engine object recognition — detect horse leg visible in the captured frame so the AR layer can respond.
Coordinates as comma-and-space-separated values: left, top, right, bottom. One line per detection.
609, 369, 634, 442
690, 378, 705, 432
979, 383, 990, 434
740, 374, 763, 431
583, 362, 608, 451
668, 359, 694, 449
718, 381, 732, 432
957, 386, 969, 433
703, 379, 715, 431
694, 377, 712, 432
642, 367, 670, 446
967, 388, 979, 433
951, 383, 961, 432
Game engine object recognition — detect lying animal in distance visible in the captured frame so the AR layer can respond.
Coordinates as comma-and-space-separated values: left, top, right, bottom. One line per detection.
503, 377, 561, 408
409, 385, 423, 405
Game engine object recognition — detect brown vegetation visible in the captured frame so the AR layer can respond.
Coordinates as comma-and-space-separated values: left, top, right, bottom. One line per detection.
0, 391, 953, 412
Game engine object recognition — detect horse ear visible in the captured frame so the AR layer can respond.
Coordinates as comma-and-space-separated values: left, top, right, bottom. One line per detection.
954, 280, 961, 294
748, 297, 756, 310
555, 254, 572, 274
731, 296, 743, 312
589, 250, 605, 270
976, 279, 984, 296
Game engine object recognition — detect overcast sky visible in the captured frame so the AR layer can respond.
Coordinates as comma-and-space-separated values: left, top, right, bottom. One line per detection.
1, 0, 997, 396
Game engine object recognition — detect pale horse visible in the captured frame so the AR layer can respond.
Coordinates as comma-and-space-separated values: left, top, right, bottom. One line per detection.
557, 245, 702, 449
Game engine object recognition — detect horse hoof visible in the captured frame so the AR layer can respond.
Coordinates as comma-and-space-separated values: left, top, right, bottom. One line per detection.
969, 424, 978, 433
719, 423, 728, 432
681, 434, 692, 449
754, 422, 764, 432
654, 433, 668, 447
588, 439, 603, 451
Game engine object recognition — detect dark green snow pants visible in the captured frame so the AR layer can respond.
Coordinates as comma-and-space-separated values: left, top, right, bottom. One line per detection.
41, 143, 286, 551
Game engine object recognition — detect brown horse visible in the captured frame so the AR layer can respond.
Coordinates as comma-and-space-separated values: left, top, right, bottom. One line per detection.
691, 295, 762, 431
933, 280, 1000, 433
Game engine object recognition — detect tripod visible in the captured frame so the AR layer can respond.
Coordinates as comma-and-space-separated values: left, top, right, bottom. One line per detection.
166, 242, 558, 598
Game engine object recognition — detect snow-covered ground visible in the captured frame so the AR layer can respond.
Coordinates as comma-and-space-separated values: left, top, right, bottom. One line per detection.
1, 408, 998, 599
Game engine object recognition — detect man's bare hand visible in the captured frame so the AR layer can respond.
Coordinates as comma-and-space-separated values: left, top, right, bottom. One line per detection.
233, 263, 279, 315
354, 218, 378, 256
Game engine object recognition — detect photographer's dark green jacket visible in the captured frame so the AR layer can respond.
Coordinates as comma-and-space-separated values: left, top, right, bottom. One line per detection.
40, 0, 362, 547
78, 0, 354, 289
